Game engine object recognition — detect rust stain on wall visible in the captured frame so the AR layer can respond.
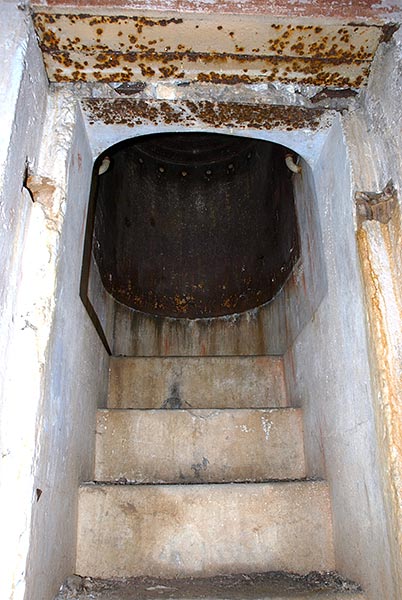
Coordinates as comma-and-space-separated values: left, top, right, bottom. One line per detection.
356, 210, 402, 595
32, 11, 396, 87
82, 98, 325, 129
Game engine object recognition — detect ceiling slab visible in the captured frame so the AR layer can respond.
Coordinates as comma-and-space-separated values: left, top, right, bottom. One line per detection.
30, 1, 402, 21
32, 11, 396, 88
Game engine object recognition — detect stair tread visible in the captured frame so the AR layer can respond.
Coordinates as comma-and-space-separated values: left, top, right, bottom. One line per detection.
76, 481, 334, 579
56, 573, 365, 600
108, 356, 287, 409
95, 407, 305, 484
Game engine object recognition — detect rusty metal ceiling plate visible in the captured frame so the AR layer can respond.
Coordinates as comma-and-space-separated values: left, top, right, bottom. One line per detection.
32, 11, 393, 88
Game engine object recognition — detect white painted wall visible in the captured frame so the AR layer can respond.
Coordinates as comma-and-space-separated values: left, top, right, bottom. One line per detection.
0, 5, 109, 599
0, 6, 50, 598
284, 116, 394, 599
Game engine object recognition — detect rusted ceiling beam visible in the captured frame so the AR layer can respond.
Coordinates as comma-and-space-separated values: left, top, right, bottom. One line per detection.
81, 99, 326, 129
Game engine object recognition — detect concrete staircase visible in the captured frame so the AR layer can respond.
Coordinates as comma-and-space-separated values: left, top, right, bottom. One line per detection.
75, 356, 365, 598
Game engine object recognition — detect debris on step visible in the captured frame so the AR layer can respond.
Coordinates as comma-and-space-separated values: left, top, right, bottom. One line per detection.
56, 574, 94, 597
54, 571, 365, 599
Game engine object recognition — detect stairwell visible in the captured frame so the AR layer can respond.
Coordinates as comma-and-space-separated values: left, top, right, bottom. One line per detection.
72, 356, 366, 599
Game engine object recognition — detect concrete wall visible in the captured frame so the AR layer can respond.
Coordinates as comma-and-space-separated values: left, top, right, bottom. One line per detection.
0, 6, 50, 599
285, 33, 402, 600
23, 91, 109, 600
0, 6, 109, 599
284, 116, 394, 599
346, 28, 402, 598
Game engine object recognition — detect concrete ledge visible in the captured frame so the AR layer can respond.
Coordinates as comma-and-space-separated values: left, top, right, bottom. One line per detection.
76, 481, 334, 578
94, 408, 305, 483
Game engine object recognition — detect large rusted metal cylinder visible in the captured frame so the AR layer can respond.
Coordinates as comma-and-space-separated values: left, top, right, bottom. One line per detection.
93, 132, 299, 319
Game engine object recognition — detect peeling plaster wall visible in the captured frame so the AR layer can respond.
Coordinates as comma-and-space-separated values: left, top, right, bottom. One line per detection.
0, 6, 109, 599
284, 117, 394, 599
23, 92, 109, 600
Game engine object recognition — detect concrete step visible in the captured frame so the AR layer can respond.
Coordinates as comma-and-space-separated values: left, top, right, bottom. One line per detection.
108, 356, 287, 409
56, 572, 366, 600
76, 481, 334, 579
108, 356, 288, 408
94, 408, 305, 483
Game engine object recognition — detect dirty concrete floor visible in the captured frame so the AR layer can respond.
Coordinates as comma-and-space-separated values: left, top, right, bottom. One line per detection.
55, 572, 364, 599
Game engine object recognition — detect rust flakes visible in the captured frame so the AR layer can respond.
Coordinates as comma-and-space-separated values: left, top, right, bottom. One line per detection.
379, 22, 400, 43
52, 52, 73, 68
310, 88, 358, 103
41, 29, 60, 51
42, 48, 372, 87
159, 64, 179, 78
196, 72, 255, 85
82, 98, 324, 131
139, 63, 156, 77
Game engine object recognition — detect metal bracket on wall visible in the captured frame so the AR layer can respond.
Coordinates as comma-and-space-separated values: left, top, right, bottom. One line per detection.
355, 180, 398, 225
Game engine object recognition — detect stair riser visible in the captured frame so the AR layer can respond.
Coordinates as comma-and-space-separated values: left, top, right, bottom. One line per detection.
95, 408, 305, 483
108, 357, 287, 409
76, 482, 334, 578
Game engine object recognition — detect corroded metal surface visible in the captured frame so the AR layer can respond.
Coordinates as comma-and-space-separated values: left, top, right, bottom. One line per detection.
32, 11, 394, 87
82, 98, 325, 129
93, 133, 299, 318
